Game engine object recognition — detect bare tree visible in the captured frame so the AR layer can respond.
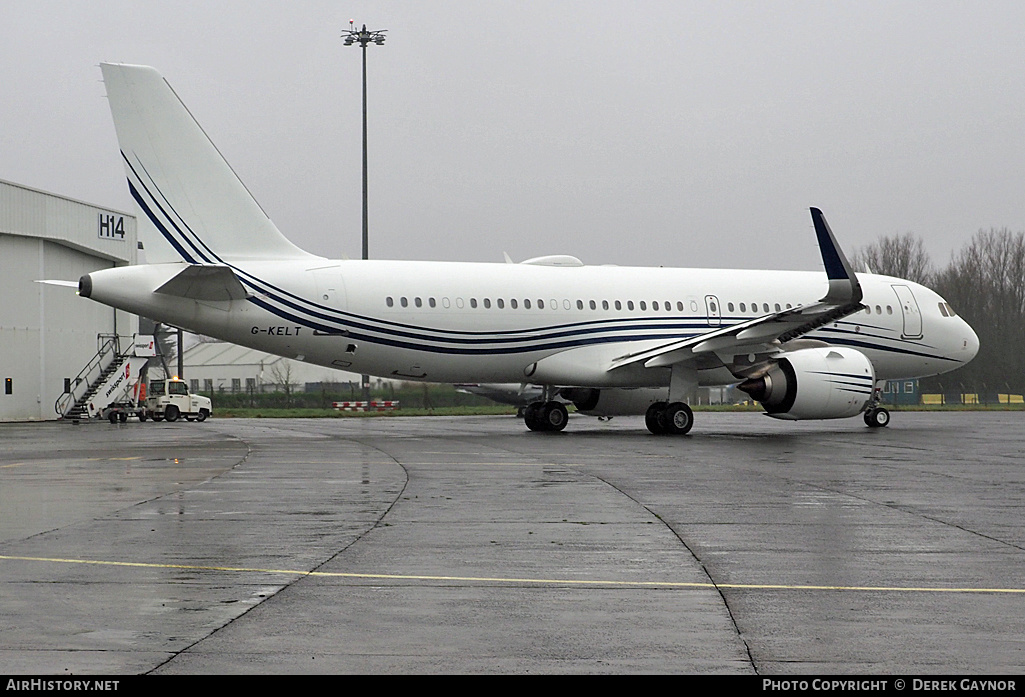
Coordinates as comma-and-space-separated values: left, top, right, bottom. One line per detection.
851, 232, 933, 285
269, 361, 299, 407
852, 228, 1025, 395
931, 228, 1025, 395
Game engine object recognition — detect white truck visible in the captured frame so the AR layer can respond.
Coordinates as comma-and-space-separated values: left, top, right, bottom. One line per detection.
145, 378, 212, 422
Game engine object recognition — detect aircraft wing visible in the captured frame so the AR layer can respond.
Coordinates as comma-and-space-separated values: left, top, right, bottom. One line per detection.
608, 299, 862, 374
608, 208, 865, 377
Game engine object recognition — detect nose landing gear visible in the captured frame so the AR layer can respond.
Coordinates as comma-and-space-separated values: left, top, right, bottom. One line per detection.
864, 385, 890, 428
864, 406, 890, 428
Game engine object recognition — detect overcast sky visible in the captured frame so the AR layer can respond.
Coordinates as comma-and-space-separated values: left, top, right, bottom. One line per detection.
3, 1, 1024, 272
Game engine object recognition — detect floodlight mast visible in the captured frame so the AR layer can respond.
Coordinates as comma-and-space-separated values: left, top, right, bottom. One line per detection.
343, 21, 386, 401
342, 21, 386, 262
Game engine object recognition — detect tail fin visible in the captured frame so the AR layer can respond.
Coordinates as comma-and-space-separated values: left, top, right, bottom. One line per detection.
100, 63, 317, 263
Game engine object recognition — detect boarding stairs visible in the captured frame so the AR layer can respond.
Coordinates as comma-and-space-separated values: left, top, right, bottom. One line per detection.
55, 335, 150, 420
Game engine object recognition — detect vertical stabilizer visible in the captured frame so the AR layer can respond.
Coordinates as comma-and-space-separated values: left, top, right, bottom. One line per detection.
101, 63, 317, 263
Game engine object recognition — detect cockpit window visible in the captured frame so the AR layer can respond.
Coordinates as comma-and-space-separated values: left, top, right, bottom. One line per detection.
939, 302, 957, 317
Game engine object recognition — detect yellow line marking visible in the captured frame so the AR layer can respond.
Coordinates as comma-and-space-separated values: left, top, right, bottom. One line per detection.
0, 463, 26, 469
2, 554, 1024, 594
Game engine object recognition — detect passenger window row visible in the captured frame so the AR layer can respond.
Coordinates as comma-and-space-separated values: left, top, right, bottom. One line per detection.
381, 296, 958, 323
386, 297, 712, 313
384, 296, 805, 315
726, 302, 794, 313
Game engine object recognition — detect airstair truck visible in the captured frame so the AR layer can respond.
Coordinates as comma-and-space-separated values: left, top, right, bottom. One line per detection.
96, 360, 148, 423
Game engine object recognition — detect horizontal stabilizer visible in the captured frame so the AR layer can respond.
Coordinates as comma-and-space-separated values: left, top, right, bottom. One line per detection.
155, 265, 248, 301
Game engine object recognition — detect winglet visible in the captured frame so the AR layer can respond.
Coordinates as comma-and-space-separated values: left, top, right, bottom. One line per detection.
810, 207, 863, 305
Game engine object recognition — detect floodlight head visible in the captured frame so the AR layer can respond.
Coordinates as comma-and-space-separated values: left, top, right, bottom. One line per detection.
341, 24, 386, 49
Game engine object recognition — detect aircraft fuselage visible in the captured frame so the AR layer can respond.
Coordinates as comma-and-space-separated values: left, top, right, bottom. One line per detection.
81, 259, 978, 387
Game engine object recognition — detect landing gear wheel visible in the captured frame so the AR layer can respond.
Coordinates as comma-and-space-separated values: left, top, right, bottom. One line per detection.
664, 402, 693, 435
645, 402, 668, 435
864, 407, 890, 428
542, 401, 568, 432
164, 405, 180, 423
524, 402, 545, 431
524, 401, 568, 432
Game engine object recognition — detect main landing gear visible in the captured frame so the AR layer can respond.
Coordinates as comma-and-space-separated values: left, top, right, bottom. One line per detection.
645, 401, 694, 436
523, 401, 569, 432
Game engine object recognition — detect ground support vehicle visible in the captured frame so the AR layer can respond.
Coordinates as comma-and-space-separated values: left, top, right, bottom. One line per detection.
145, 378, 212, 422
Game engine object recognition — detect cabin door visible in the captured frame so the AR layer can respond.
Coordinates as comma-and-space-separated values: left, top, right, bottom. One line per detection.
891, 284, 923, 339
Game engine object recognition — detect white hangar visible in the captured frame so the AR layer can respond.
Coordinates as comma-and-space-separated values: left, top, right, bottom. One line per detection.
0, 179, 138, 420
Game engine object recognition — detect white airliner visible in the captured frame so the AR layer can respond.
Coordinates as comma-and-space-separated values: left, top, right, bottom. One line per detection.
78, 64, 979, 434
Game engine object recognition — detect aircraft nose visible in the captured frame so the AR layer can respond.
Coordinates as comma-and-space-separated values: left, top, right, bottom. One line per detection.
960, 320, 980, 363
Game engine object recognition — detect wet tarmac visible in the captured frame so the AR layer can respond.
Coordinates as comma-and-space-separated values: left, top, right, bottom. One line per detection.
1, 411, 1023, 674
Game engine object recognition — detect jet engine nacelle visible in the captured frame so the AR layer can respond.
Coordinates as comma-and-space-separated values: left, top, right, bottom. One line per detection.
560, 387, 669, 417
738, 347, 875, 421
